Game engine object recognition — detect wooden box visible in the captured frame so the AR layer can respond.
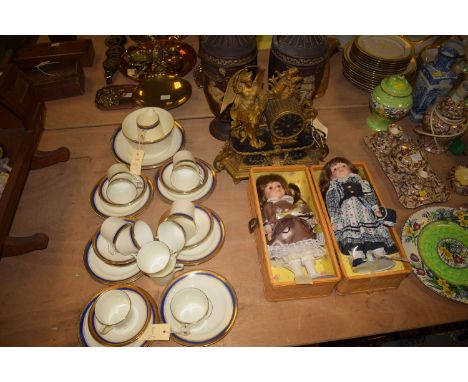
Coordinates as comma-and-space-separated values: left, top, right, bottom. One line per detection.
309, 162, 411, 295
23, 60, 85, 101
248, 165, 341, 301
13, 39, 95, 68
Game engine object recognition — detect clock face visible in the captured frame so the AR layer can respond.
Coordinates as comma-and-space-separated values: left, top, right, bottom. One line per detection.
271, 112, 305, 139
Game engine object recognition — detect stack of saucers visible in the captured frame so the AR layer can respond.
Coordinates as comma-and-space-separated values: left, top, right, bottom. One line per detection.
155, 150, 217, 203
79, 284, 158, 347
90, 163, 154, 218
342, 36, 416, 92
84, 217, 155, 284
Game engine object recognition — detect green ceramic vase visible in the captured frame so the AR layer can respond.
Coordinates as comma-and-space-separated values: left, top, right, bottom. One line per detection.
367, 75, 413, 132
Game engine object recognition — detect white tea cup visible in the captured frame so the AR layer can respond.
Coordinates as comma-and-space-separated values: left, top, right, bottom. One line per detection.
101, 217, 128, 243
137, 240, 172, 276
130, 220, 154, 249
94, 290, 132, 335
170, 288, 212, 336
157, 220, 186, 253
114, 223, 139, 256
170, 150, 203, 192
167, 200, 196, 240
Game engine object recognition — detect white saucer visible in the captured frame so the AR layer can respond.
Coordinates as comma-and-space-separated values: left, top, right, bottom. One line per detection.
111, 122, 185, 170
79, 286, 156, 347
93, 230, 136, 266
90, 290, 149, 344
90, 176, 154, 218
159, 270, 237, 346
178, 208, 225, 265
155, 159, 217, 203
84, 240, 143, 284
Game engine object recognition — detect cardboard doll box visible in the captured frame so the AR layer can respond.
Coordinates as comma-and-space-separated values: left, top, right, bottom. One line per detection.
309, 162, 411, 295
13, 39, 95, 68
248, 165, 341, 301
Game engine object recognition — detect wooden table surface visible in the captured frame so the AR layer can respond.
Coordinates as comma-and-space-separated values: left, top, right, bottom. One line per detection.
0, 36, 466, 346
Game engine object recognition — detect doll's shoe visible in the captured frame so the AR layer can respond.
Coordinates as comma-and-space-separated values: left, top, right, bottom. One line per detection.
352, 258, 366, 267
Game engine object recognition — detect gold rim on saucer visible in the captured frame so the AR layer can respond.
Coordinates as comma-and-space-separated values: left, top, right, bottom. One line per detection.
87, 284, 152, 347
98, 173, 147, 208
155, 159, 217, 204
83, 240, 143, 285
111, 121, 186, 170
122, 120, 174, 145
159, 270, 238, 346
354, 35, 414, 62
159, 158, 209, 195
89, 175, 154, 219
159, 205, 215, 253
91, 226, 137, 267
79, 284, 157, 347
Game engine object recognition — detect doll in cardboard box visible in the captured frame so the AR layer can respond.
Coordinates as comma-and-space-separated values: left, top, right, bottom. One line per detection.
256, 174, 326, 281
319, 157, 398, 269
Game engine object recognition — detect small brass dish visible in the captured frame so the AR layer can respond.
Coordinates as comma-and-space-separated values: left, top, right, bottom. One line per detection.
133, 76, 192, 110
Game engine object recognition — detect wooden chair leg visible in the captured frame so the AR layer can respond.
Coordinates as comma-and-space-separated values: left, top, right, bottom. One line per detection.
31, 147, 70, 170
2, 234, 49, 257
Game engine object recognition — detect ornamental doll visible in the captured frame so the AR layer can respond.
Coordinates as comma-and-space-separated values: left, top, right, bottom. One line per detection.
256, 174, 325, 280
319, 157, 398, 268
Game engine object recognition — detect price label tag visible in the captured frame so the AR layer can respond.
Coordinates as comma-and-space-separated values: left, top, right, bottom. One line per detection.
160, 94, 171, 100
130, 149, 145, 176
123, 93, 133, 98
50, 42, 61, 47
312, 118, 328, 138
127, 68, 136, 76
410, 153, 422, 162
141, 324, 171, 341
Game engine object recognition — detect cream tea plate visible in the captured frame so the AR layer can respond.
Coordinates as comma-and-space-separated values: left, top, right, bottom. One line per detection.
92, 229, 136, 266
155, 159, 217, 203
90, 175, 154, 218
177, 208, 225, 265
89, 289, 151, 345
159, 270, 238, 346
83, 240, 143, 285
79, 285, 157, 347
111, 122, 185, 170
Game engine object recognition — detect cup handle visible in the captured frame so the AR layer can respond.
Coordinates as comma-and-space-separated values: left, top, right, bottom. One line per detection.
99, 324, 113, 335
108, 242, 118, 256
174, 263, 184, 272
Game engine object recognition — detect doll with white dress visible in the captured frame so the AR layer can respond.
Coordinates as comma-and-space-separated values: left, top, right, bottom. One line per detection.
319, 157, 398, 268
256, 174, 325, 280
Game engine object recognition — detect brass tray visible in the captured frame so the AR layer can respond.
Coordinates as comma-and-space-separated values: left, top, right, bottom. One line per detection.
119, 40, 197, 81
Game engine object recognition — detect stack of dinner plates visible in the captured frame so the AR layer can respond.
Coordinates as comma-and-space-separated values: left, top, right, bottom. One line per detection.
342, 36, 417, 92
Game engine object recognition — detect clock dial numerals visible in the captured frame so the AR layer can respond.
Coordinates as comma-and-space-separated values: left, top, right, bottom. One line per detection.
273, 113, 304, 139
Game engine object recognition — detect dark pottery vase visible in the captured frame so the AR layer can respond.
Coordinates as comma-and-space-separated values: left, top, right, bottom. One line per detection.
198, 35, 257, 141
268, 35, 329, 105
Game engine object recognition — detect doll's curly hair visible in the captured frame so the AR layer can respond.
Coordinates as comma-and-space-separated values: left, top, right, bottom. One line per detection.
256, 174, 302, 207
319, 157, 359, 195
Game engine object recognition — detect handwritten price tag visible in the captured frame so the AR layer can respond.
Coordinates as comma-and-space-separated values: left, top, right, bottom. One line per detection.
141, 324, 171, 341
130, 149, 145, 175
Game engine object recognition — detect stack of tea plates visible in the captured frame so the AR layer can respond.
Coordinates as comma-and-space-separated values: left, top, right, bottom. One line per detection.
342, 36, 416, 92
79, 284, 158, 347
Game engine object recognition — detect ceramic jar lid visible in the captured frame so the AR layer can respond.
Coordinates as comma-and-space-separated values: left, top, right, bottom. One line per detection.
122, 107, 174, 144
380, 75, 412, 97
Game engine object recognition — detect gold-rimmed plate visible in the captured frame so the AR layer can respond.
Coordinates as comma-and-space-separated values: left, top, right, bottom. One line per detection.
111, 121, 185, 170
79, 284, 158, 347
83, 240, 143, 285
90, 175, 154, 218
155, 158, 217, 204
159, 205, 225, 265
354, 35, 414, 62
159, 270, 238, 346
91, 225, 137, 267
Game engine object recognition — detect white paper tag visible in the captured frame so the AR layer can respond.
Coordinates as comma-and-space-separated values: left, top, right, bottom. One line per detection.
123, 92, 133, 98
141, 324, 171, 341
410, 153, 422, 162
312, 118, 328, 138
160, 94, 171, 100
127, 68, 136, 76
130, 149, 145, 176
50, 42, 60, 47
